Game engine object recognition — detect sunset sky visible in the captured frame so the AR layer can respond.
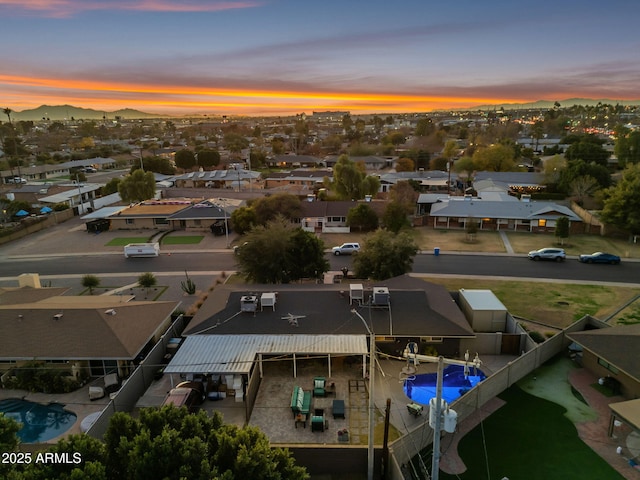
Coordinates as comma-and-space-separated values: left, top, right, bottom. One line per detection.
1, 0, 640, 116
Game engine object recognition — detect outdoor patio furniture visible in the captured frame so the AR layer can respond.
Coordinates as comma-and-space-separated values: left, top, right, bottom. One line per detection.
332, 399, 345, 419
294, 413, 307, 428
311, 409, 328, 432
325, 382, 336, 397
291, 386, 311, 418
313, 377, 326, 397
88, 386, 105, 401
407, 402, 423, 417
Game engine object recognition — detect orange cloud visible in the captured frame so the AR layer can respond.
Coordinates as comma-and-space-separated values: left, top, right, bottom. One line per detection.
0, 0, 262, 18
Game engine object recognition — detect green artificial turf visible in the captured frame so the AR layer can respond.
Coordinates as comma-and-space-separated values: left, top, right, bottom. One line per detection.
105, 237, 150, 246
160, 235, 204, 245
437, 385, 624, 480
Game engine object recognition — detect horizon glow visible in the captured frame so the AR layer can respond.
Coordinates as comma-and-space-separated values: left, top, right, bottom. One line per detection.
1, 1, 640, 116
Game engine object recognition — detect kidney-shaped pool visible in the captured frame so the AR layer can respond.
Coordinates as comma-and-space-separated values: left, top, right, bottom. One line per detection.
0, 398, 77, 443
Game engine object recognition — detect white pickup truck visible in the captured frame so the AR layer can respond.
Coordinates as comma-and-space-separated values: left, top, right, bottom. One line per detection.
123, 242, 160, 258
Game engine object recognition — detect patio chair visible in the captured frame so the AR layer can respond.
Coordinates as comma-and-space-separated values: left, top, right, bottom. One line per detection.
311, 409, 328, 432
313, 376, 326, 397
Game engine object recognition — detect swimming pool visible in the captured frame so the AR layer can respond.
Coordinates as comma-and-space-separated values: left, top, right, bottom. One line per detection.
404, 364, 486, 405
0, 398, 77, 443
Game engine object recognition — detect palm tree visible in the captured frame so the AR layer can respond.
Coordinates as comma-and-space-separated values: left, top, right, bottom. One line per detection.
3, 107, 12, 124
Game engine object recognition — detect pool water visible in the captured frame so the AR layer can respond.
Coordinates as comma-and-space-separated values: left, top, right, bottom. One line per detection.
404, 364, 486, 405
0, 398, 77, 443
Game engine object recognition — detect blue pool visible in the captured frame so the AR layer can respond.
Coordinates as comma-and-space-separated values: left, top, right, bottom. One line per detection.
404, 364, 486, 405
0, 398, 77, 443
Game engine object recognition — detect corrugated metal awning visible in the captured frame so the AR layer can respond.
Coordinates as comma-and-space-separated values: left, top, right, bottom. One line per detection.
164, 334, 368, 375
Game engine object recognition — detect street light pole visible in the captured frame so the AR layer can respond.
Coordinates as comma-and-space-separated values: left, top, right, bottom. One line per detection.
351, 308, 375, 480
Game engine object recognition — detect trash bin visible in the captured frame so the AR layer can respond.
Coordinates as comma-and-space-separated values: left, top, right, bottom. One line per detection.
434, 247, 440, 256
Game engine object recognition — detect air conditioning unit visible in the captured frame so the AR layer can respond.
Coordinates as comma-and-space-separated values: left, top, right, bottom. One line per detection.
240, 295, 258, 313
372, 287, 390, 306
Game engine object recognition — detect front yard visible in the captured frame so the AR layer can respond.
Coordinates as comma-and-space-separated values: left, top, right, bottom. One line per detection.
319, 228, 640, 258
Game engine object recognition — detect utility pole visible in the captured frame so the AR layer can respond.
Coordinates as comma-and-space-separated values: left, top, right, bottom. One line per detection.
382, 398, 391, 479
402, 347, 481, 480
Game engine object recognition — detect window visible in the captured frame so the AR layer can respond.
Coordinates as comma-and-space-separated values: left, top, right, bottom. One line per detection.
154, 218, 169, 225
598, 358, 620, 374
194, 219, 201, 226
125, 218, 135, 225
538, 219, 547, 227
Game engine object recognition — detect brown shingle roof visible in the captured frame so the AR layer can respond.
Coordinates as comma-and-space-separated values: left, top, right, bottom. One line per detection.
0, 300, 178, 359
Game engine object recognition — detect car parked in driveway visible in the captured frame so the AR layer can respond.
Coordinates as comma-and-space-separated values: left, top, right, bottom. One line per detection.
332, 242, 360, 255
578, 252, 621, 264
528, 247, 566, 262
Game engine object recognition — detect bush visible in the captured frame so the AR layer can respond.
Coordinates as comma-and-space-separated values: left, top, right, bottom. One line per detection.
528, 331, 546, 343
7, 361, 79, 393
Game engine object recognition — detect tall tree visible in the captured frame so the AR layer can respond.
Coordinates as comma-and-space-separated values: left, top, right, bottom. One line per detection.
601, 163, 640, 238
382, 201, 412, 234
118, 169, 156, 203
174, 149, 197, 170
236, 216, 328, 283
555, 216, 570, 245
472, 144, 516, 172
196, 149, 221, 168
347, 203, 379, 232
9, 406, 307, 480
353, 229, 418, 280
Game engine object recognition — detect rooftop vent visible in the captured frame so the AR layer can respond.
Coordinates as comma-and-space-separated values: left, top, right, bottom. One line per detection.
105, 309, 116, 315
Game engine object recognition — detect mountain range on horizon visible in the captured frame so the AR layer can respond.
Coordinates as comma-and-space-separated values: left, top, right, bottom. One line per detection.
6, 98, 640, 121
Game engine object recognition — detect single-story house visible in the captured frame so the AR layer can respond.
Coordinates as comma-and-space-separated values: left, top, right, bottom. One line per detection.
567, 324, 640, 400
108, 199, 195, 230
165, 275, 477, 395
473, 172, 547, 194
173, 169, 260, 189
264, 170, 332, 191
267, 155, 326, 169
426, 196, 583, 233
379, 170, 453, 193
166, 198, 242, 232
38, 183, 102, 215
0, 286, 179, 381
297, 200, 358, 233
325, 156, 396, 170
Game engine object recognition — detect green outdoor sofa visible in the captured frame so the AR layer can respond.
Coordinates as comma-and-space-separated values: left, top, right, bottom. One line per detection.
291, 385, 311, 418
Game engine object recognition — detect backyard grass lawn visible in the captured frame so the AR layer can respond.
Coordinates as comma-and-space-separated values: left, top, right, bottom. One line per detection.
105, 237, 149, 246
419, 277, 640, 328
438, 385, 624, 480
161, 235, 204, 245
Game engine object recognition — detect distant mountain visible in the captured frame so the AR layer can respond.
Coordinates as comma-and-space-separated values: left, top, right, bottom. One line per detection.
11, 105, 162, 121
462, 98, 640, 111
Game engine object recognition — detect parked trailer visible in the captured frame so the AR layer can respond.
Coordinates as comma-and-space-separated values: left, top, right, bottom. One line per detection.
123, 242, 160, 258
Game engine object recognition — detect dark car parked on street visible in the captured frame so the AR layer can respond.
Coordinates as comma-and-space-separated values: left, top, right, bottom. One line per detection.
578, 252, 621, 264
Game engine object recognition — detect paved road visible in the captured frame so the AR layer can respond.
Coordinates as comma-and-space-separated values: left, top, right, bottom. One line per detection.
2, 250, 638, 287
0, 215, 638, 285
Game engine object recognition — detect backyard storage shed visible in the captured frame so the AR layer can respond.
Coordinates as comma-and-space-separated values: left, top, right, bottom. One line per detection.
458, 289, 507, 332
